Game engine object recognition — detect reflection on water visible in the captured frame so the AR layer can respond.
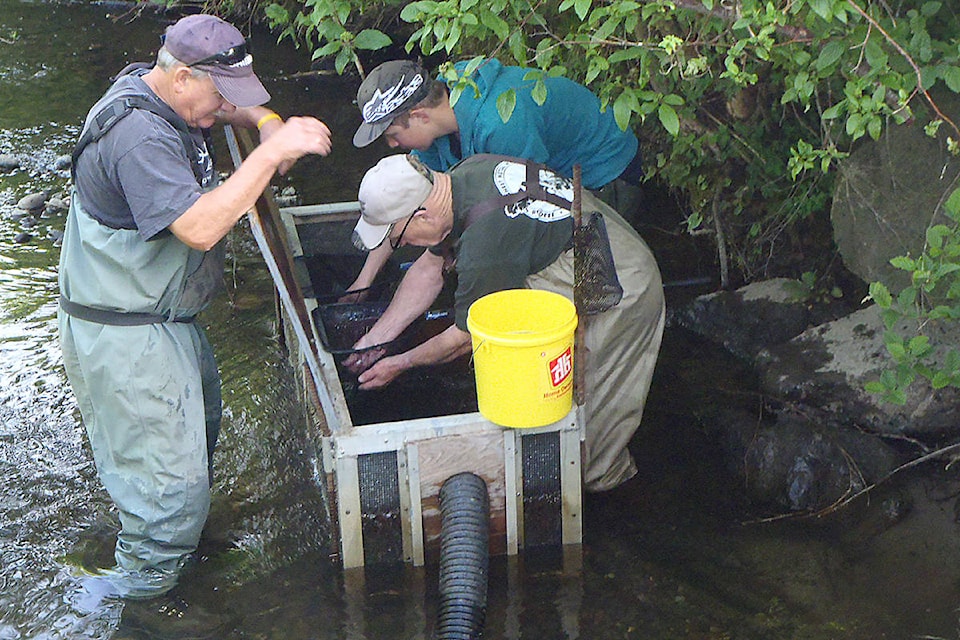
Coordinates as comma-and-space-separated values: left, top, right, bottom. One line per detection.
2, 1, 960, 639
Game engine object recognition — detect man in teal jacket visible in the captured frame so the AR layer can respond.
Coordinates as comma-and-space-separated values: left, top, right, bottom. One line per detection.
346, 58, 643, 295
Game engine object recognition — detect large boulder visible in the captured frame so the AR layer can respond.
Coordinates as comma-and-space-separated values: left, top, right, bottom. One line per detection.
830, 92, 960, 291
669, 278, 811, 359
755, 305, 960, 436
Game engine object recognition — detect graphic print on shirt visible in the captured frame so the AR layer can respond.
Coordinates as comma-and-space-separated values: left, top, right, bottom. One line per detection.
195, 141, 215, 189
492, 160, 573, 222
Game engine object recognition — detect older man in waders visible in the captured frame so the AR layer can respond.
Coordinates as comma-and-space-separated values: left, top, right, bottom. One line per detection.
345, 154, 665, 493
58, 14, 332, 600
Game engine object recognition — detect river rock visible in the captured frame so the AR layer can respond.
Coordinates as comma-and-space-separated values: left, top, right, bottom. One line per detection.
0, 154, 19, 171
755, 305, 960, 436
46, 196, 69, 213
670, 278, 812, 359
831, 90, 960, 292
16, 192, 48, 211
53, 155, 72, 171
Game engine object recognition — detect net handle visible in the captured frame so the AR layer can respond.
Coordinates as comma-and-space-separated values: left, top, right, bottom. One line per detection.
571, 163, 587, 405
571, 164, 582, 228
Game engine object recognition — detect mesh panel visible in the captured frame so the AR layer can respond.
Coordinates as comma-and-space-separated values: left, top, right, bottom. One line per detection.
358, 451, 403, 565
521, 431, 562, 548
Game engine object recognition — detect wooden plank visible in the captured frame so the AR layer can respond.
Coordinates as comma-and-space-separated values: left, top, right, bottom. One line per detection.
503, 429, 520, 554
335, 456, 364, 568
223, 125, 344, 434
416, 432, 507, 558
404, 443, 425, 566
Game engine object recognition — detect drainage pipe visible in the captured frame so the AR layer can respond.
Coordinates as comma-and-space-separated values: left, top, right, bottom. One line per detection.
435, 472, 489, 640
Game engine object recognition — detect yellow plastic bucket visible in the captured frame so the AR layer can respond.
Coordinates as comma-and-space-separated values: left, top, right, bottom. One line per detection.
467, 289, 578, 428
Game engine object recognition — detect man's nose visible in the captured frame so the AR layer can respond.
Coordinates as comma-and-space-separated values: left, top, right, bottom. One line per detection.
386, 137, 399, 148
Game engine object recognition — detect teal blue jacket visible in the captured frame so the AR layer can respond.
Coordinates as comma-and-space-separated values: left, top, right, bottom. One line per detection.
413, 59, 639, 190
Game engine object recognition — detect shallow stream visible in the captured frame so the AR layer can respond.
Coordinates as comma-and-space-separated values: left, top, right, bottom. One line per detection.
2, 2, 960, 638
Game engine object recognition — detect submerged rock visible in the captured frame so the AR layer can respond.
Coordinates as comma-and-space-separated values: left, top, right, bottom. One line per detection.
16, 191, 49, 211
53, 155, 72, 172
0, 154, 20, 171
709, 405, 899, 512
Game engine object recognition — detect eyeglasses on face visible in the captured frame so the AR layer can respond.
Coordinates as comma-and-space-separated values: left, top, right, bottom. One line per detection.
389, 207, 425, 250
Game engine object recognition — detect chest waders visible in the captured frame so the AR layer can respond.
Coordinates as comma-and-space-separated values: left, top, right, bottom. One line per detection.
57, 85, 224, 597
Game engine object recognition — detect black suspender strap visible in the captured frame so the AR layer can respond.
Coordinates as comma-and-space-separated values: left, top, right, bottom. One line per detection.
72, 94, 207, 186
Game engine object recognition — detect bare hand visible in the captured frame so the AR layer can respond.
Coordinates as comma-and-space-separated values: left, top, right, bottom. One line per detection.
343, 346, 386, 375
356, 355, 407, 390
263, 116, 332, 171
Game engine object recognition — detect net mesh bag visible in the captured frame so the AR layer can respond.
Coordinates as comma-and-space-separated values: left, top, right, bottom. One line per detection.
573, 210, 623, 315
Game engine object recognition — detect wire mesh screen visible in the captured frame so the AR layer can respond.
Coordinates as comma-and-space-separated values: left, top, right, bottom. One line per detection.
358, 451, 403, 565
521, 431, 562, 548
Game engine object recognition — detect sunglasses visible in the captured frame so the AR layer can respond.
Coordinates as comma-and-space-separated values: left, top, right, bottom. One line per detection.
389, 207, 424, 250
161, 35, 250, 67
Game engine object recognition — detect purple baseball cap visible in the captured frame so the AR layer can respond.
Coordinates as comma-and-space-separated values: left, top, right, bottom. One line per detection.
163, 14, 270, 108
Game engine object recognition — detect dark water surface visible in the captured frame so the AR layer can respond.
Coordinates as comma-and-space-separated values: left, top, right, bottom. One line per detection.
2, 2, 960, 638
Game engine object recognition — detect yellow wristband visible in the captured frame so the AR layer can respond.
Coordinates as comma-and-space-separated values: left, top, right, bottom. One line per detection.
256, 112, 282, 130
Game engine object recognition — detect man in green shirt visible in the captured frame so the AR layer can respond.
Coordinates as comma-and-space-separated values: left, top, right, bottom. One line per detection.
347, 153, 664, 492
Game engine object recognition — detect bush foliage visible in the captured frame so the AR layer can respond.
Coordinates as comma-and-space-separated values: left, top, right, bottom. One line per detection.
180, 0, 960, 399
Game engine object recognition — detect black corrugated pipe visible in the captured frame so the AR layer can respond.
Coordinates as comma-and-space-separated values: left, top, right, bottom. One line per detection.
435, 472, 489, 640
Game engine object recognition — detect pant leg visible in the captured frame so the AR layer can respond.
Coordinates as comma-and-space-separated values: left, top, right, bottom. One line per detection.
60, 315, 212, 577
525, 199, 665, 492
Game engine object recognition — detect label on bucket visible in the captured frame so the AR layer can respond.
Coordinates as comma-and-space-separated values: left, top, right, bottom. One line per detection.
548, 347, 573, 388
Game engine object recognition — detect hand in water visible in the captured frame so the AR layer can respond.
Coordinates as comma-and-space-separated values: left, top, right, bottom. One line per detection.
343, 346, 386, 374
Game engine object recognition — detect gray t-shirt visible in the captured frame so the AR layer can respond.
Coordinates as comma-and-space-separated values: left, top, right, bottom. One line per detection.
73, 72, 213, 240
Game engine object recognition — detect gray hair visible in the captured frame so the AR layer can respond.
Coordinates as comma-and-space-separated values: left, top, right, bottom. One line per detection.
157, 47, 209, 79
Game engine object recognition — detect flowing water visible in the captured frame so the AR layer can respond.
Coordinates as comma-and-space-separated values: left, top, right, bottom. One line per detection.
2, 2, 960, 638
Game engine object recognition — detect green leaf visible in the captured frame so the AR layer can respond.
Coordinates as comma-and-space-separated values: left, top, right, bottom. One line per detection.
908, 335, 931, 357
353, 29, 392, 51
869, 281, 892, 308
931, 371, 953, 389
809, 0, 833, 21
942, 66, 960, 92
816, 41, 845, 72
334, 47, 352, 74
497, 89, 517, 123
608, 47, 645, 64
479, 10, 509, 40
864, 39, 888, 70
612, 91, 635, 131
944, 187, 960, 218
575, 0, 592, 21
926, 224, 951, 248
890, 255, 916, 271
531, 79, 548, 105
658, 103, 680, 136
864, 380, 886, 394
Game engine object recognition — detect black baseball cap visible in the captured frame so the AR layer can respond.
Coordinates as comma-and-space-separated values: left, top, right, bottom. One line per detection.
353, 60, 431, 148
